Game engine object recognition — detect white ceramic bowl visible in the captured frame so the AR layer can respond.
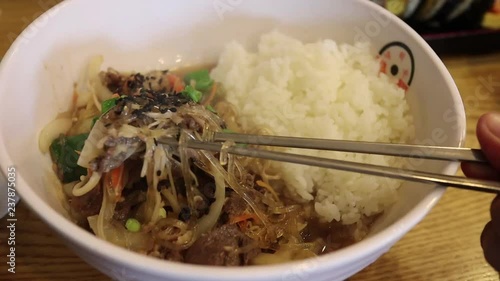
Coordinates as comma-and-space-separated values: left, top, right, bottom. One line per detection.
0, 0, 465, 280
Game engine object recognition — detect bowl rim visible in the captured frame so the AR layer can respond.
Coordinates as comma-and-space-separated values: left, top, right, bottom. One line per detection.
0, 0, 466, 279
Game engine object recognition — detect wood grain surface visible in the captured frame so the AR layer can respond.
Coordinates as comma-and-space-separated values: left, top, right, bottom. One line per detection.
0, 1, 499, 280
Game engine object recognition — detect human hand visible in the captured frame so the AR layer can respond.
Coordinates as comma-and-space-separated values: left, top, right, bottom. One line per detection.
462, 113, 500, 271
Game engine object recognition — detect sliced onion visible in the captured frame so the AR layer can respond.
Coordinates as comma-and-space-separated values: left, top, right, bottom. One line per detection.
93, 73, 113, 102
194, 164, 226, 236
76, 55, 103, 108
77, 120, 107, 168
38, 117, 72, 153
96, 182, 117, 240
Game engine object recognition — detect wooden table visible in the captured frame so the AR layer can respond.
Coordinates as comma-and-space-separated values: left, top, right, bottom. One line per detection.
0, 1, 499, 280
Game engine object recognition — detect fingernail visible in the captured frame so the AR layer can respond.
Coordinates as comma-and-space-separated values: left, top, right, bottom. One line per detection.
485, 113, 500, 138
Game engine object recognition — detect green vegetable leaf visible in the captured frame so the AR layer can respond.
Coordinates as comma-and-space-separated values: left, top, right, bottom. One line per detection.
101, 97, 118, 114
181, 85, 203, 103
49, 133, 89, 183
91, 116, 99, 128
220, 128, 247, 147
183, 69, 213, 91
206, 105, 217, 113
93, 96, 122, 126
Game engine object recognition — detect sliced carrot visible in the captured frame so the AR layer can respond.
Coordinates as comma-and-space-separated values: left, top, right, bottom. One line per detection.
238, 221, 248, 232
106, 164, 125, 200
232, 213, 261, 232
110, 164, 125, 190
166, 74, 185, 93
230, 212, 261, 225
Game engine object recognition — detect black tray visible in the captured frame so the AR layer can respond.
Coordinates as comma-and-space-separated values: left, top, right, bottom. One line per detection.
420, 28, 500, 55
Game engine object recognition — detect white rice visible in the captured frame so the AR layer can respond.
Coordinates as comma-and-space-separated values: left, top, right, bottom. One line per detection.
210, 31, 414, 224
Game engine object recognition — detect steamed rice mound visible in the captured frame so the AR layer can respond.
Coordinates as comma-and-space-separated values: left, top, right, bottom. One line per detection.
210, 31, 414, 224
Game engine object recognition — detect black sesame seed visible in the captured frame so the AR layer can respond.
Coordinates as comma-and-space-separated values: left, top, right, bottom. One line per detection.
156, 170, 161, 177
158, 78, 163, 85
169, 107, 177, 112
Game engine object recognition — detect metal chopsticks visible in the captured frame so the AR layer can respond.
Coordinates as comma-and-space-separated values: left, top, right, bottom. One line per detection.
213, 132, 487, 163
159, 136, 500, 194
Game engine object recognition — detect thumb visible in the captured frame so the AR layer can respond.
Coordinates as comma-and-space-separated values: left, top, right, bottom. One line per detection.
477, 113, 500, 172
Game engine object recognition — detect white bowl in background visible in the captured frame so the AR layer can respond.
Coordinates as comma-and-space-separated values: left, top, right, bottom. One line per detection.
0, 0, 465, 280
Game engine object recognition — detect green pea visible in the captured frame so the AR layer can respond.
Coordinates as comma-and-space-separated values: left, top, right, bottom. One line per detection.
125, 218, 141, 232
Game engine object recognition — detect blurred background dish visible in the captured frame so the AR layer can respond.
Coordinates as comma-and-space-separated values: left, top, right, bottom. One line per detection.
371, 0, 500, 54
